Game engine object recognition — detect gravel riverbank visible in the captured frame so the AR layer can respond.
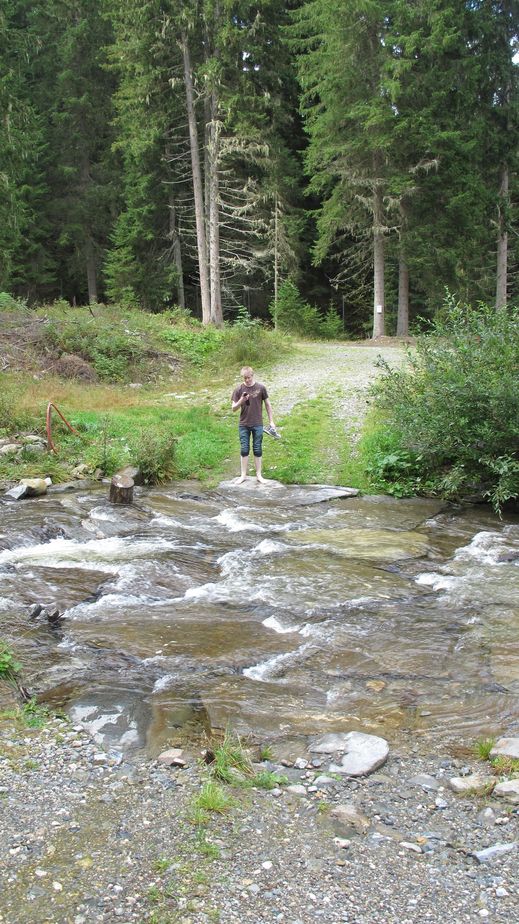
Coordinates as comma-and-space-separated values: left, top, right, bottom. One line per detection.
1, 712, 518, 924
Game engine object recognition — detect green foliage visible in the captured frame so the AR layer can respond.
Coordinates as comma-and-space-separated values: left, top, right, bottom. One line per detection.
129, 428, 177, 485
44, 314, 145, 381
160, 325, 224, 366
270, 280, 321, 337
218, 316, 292, 369
250, 770, 288, 790
475, 738, 496, 761
208, 732, 253, 784
265, 397, 338, 484
193, 781, 236, 815
0, 643, 21, 685
367, 300, 519, 510
20, 699, 49, 729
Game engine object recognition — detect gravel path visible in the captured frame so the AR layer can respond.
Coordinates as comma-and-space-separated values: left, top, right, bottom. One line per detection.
1, 715, 518, 924
264, 341, 406, 425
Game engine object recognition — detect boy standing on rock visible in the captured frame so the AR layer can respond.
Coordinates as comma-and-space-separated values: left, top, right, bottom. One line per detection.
231, 366, 277, 484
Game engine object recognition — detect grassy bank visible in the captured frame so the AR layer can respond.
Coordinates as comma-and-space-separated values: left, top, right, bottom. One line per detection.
0, 303, 370, 488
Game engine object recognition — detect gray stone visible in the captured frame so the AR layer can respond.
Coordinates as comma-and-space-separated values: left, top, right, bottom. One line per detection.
0, 443, 21, 455
493, 780, 519, 804
490, 738, 519, 760
5, 484, 28, 500
313, 775, 335, 786
331, 803, 371, 834
408, 774, 440, 791
473, 842, 517, 863
477, 808, 497, 827
157, 748, 184, 767
286, 785, 307, 797
317, 732, 389, 777
449, 774, 495, 796
20, 478, 48, 496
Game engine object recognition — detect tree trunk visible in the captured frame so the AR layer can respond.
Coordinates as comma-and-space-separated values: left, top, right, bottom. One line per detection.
372, 183, 385, 339
496, 162, 508, 309
181, 33, 211, 324
397, 257, 409, 337
109, 474, 134, 505
168, 192, 185, 309
85, 237, 98, 304
208, 86, 223, 325
273, 192, 279, 326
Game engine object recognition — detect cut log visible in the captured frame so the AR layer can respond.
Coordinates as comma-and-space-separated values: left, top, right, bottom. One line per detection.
109, 474, 134, 505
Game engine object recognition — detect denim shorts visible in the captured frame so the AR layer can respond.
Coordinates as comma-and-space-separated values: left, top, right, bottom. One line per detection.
239, 425, 263, 457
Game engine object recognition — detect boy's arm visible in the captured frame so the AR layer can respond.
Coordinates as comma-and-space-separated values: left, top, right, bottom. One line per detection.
264, 398, 275, 427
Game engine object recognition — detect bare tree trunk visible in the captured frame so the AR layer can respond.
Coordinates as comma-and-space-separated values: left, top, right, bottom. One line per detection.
372, 183, 385, 339
273, 192, 279, 326
208, 87, 222, 325
168, 192, 185, 309
181, 32, 211, 324
496, 162, 508, 309
85, 237, 98, 304
397, 257, 409, 336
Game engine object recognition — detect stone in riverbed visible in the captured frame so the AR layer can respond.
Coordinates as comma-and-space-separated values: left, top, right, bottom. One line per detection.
310, 731, 389, 777
448, 774, 495, 796
493, 780, 519, 804
157, 748, 185, 767
21, 477, 49, 496
490, 737, 519, 760
331, 803, 370, 834
473, 842, 517, 863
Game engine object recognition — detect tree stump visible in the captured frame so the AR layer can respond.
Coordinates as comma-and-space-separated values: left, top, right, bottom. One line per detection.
109, 474, 134, 505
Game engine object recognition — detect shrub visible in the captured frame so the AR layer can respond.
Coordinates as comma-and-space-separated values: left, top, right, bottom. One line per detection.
160, 325, 224, 365
130, 428, 177, 484
270, 280, 321, 337
367, 298, 519, 510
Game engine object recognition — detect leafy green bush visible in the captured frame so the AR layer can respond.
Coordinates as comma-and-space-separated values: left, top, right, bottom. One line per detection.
367, 299, 519, 510
218, 311, 292, 368
160, 325, 224, 365
269, 281, 343, 339
129, 428, 177, 484
43, 315, 145, 381
270, 280, 321, 337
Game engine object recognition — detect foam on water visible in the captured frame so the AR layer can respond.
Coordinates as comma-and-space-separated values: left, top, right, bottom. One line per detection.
214, 508, 268, 533
243, 642, 314, 682
262, 615, 301, 634
0, 535, 176, 571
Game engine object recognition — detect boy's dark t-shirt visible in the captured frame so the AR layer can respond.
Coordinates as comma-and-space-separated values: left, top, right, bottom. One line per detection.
232, 382, 268, 427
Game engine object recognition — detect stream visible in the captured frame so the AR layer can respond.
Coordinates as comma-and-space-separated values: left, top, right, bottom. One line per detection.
1, 481, 518, 756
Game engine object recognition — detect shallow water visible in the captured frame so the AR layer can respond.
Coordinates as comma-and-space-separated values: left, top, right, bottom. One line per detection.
1, 482, 518, 754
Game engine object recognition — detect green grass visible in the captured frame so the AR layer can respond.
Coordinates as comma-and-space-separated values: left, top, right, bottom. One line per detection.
474, 737, 496, 761
208, 731, 253, 784
265, 397, 339, 483
250, 770, 288, 790
192, 781, 236, 815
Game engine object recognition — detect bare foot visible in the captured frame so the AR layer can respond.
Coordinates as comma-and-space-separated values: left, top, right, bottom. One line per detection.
256, 475, 267, 484
236, 475, 247, 484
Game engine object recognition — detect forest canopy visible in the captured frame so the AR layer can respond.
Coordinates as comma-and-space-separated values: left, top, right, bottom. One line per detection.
1, 0, 518, 336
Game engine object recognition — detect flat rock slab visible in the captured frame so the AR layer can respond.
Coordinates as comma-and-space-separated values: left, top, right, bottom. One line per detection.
493, 780, 519, 804
286, 527, 429, 561
490, 737, 519, 760
310, 731, 389, 777
448, 774, 495, 795
473, 842, 517, 864
331, 803, 371, 834
217, 480, 358, 506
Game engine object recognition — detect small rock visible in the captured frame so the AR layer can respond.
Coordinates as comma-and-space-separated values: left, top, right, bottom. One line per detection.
400, 841, 422, 854
261, 861, 273, 870
20, 478, 48, 496
449, 774, 495, 796
330, 803, 370, 834
286, 785, 307, 797
473, 842, 517, 864
294, 758, 308, 770
157, 748, 184, 767
495, 887, 509, 898
490, 738, 519, 760
493, 780, 519, 804
477, 808, 496, 827
333, 838, 351, 849
434, 797, 448, 809
409, 774, 439, 791
5, 484, 28, 500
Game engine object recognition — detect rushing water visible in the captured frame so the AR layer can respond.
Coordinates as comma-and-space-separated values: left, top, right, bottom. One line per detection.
1, 481, 518, 755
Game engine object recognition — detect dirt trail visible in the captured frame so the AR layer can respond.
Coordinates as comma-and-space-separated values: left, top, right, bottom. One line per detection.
265, 340, 406, 422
